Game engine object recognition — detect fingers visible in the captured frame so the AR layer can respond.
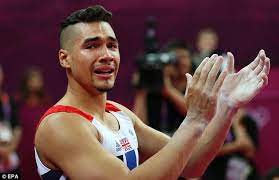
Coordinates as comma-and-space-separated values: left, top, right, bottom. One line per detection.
226, 52, 235, 73
196, 54, 218, 87
258, 73, 268, 89
212, 70, 228, 95
191, 57, 209, 85
259, 49, 267, 60
255, 51, 270, 77
252, 51, 270, 93
246, 49, 265, 70
258, 58, 270, 87
257, 78, 265, 90
262, 74, 268, 87
254, 57, 265, 75
262, 58, 271, 75
203, 56, 223, 90
184, 73, 193, 98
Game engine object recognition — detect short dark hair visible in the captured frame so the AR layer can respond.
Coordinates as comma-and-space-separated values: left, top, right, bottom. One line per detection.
59, 5, 112, 47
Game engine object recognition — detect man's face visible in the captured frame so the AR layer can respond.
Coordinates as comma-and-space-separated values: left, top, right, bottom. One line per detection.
63, 21, 120, 93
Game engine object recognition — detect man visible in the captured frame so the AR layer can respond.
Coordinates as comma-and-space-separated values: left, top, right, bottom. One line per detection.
161, 40, 195, 134
133, 40, 194, 134
34, 5, 270, 180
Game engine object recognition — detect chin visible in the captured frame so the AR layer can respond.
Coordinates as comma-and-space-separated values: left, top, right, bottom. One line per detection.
91, 75, 117, 92
96, 87, 113, 92
95, 82, 114, 92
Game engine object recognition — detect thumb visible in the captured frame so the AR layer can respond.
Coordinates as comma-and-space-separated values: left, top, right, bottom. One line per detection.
227, 52, 235, 73
184, 73, 193, 98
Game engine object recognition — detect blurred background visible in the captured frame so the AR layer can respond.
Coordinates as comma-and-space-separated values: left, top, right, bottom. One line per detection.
0, 0, 278, 179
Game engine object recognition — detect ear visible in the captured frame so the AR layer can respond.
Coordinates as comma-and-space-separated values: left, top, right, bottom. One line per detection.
58, 49, 71, 68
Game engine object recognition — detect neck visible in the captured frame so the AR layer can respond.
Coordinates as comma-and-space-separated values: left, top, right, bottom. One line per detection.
59, 83, 107, 120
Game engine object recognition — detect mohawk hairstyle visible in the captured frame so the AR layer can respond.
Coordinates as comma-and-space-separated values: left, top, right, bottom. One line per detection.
59, 5, 112, 47
60, 5, 112, 33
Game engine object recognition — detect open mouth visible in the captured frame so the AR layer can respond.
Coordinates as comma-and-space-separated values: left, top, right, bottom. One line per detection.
93, 65, 115, 78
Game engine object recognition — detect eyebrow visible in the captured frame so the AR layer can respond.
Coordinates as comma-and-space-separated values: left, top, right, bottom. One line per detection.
83, 36, 118, 44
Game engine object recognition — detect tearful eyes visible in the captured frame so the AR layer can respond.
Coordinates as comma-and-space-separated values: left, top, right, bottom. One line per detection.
107, 43, 118, 49
85, 43, 118, 50
85, 44, 97, 49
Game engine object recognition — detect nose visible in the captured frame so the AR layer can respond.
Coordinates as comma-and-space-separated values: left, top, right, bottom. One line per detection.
99, 46, 113, 62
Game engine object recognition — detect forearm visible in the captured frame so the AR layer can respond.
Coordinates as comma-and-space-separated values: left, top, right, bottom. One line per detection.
133, 90, 148, 124
131, 118, 206, 180
181, 105, 236, 178
218, 142, 240, 156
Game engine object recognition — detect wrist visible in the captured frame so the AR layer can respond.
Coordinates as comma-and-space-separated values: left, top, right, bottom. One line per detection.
218, 91, 239, 109
216, 93, 238, 117
215, 102, 237, 124
181, 116, 208, 137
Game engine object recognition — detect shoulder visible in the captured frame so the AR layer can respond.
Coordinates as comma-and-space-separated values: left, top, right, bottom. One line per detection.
35, 112, 99, 160
34, 112, 123, 177
36, 111, 98, 142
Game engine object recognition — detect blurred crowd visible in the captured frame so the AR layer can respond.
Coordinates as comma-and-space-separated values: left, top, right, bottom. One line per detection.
0, 65, 51, 179
0, 27, 277, 180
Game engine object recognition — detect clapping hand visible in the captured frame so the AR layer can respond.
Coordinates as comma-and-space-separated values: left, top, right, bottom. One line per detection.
218, 49, 270, 109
